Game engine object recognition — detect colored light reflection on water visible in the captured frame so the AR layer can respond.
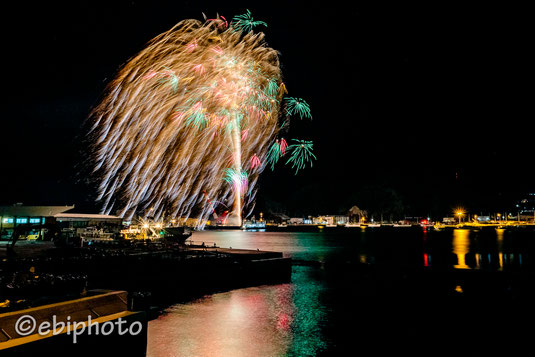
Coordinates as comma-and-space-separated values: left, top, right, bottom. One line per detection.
452, 229, 471, 269
422, 227, 530, 271
147, 229, 534, 356
147, 266, 328, 357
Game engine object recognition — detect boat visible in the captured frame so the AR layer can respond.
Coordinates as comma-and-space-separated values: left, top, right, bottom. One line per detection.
420, 224, 434, 228
77, 226, 115, 241
242, 221, 266, 231
120, 226, 147, 239
119, 223, 192, 243
163, 226, 192, 243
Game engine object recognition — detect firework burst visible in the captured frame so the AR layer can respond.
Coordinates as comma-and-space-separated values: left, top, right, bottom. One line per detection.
232, 10, 268, 33
285, 140, 317, 174
285, 97, 312, 119
89, 11, 315, 227
266, 138, 286, 170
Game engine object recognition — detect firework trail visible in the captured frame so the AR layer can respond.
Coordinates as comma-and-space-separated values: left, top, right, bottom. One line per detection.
285, 97, 312, 119
285, 140, 316, 174
90, 11, 314, 227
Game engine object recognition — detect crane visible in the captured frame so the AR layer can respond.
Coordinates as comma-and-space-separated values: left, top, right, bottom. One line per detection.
202, 190, 219, 220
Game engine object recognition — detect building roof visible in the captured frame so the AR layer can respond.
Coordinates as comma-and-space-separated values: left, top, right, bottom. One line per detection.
0, 205, 75, 217
54, 213, 122, 222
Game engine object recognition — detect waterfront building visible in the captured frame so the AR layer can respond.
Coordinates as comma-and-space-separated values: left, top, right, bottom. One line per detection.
334, 215, 350, 225
312, 215, 349, 225
0, 204, 122, 241
0, 204, 74, 240
313, 216, 333, 225
515, 193, 535, 221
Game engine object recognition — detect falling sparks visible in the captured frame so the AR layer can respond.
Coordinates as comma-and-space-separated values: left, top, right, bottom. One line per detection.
285, 97, 312, 120
250, 154, 262, 169
266, 137, 292, 170
232, 9, 267, 33
224, 168, 249, 195
279, 138, 288, 156
89, 11, 315, 227
266, 139, 283, 170
285, 140, 317, 174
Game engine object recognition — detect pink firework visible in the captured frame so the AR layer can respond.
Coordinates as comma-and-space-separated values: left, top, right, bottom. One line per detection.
250, 154, 262, 169
279, 138, 288, 156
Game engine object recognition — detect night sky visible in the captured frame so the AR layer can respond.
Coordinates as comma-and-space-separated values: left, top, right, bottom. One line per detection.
2, 1, 533, 218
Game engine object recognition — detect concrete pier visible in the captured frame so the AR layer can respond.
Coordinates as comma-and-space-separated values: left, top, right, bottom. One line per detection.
1, 241, 292, 313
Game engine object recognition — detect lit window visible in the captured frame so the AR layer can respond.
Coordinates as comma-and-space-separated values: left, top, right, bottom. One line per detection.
16, 218, 28, 224
2, 218, 14, 224
29, 218, 41, 224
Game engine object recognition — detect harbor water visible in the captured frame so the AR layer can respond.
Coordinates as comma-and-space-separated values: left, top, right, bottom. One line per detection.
147, 228, 535, 356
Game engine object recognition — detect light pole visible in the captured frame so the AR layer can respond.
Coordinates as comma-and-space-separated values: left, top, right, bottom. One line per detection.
456, 210, 465, 225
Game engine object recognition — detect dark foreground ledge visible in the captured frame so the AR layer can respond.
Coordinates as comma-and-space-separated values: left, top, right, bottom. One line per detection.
0, 290, 147, 357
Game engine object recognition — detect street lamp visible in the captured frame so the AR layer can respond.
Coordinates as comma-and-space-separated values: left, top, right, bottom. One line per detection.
455, 209, 465, 225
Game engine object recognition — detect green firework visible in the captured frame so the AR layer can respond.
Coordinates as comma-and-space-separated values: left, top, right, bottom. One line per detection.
286, 139, 316, 174
285, 97, 312, 119
266, 140, 282, 170
232, 10, 267, 33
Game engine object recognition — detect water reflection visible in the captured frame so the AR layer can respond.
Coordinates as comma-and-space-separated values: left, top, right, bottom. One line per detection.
192, 228, 528, 273
497, 228, 504, 271
147, 266, 328, 357
452, 229, 470, 269
148, 286, 292, 356
147, 229, 534, 356
445, 228, 529, 271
